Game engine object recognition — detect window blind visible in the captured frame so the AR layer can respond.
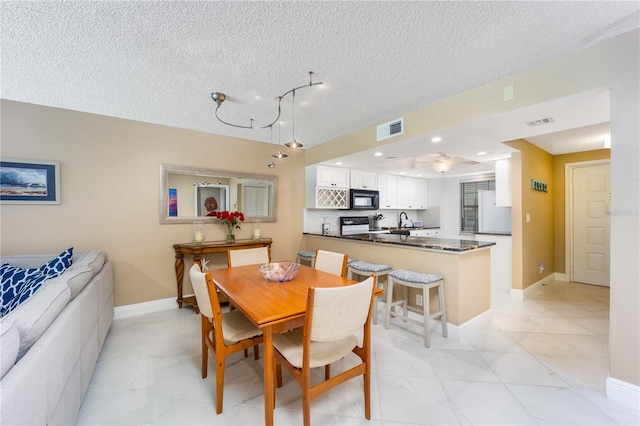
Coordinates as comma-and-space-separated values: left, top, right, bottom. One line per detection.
460, 180, 495, 233
242, 185, 269, 217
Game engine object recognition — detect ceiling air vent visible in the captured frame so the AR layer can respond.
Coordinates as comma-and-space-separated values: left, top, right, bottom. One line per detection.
377, 117, 404, 141
525, 117, 555, 127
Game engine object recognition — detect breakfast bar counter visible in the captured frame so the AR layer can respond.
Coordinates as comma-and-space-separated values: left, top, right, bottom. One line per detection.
303, 232, 495, 252
302, 233, 494, 332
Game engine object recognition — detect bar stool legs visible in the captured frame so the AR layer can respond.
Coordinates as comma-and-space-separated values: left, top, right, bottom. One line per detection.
347, 261, 392, 325
384, 269, 447, 348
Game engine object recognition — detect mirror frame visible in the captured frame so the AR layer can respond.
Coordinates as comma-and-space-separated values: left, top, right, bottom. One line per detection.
159, 164, 278, 224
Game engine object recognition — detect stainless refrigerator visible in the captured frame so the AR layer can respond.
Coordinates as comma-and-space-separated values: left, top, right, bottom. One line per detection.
478, 190, 511, 233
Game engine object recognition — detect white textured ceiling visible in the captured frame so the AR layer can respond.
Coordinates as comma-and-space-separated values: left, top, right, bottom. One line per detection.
1, 1, 638, 175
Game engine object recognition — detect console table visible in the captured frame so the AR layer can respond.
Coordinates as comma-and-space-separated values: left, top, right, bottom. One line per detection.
173, 238, 273, 313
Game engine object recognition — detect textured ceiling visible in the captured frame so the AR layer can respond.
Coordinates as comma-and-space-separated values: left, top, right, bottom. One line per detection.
1, 1, 638, 174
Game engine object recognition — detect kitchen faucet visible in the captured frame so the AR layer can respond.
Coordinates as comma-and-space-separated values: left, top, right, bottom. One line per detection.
399, 211, 408, 229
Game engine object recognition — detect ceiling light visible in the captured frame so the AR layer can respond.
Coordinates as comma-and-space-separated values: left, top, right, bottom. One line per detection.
267, 161, 276, 168
271, 151, 288, 159
336, 162, 343, 165
477, 151, 487, 156
212, 72, 322, 163
284, 90, 303, 149
433, 161, 452, 174
431, 137, 442, 143
374, 152, 383, 157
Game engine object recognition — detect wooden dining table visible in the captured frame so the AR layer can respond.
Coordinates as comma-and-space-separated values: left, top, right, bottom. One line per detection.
208, 262, 381, 426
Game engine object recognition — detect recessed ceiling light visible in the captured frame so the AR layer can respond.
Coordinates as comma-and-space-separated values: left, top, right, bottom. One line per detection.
385, 156, 401, 160
431, 137, 442, 143
374, 152, 383, 157
400, 172, 406, 175
416, 174, 422, 177
477, 151, 487, 156
336, 162, 343, 165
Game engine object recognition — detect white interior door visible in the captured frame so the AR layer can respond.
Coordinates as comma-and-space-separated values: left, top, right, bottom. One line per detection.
572, 164, 610, 286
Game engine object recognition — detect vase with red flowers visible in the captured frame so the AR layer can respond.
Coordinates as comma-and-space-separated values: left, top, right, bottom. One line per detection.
211, 210, 245, 243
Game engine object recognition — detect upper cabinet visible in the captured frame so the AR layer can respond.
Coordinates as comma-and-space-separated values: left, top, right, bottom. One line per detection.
306, 165, 350, 209
315, 165, 350, 188
351, 170, 378, 190
378, 173, 398, 209
495, 158, 511, 207
397, 176, 427, 209
378, 174, 427, 210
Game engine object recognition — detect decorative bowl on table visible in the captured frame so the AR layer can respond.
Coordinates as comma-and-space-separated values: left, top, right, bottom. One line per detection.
259, 262, 300, 282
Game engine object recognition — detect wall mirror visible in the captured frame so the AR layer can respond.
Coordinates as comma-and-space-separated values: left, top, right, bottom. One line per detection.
160, 164, 277, 224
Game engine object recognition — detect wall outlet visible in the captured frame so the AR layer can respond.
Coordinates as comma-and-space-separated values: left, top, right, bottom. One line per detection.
539, 263, 544, 274
416, 294, 423, 306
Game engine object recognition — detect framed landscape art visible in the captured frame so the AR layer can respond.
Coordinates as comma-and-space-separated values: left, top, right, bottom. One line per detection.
0, 159, 61, 204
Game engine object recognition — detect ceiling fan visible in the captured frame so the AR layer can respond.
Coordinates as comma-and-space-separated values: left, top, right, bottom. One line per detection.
414, 152, 479, 174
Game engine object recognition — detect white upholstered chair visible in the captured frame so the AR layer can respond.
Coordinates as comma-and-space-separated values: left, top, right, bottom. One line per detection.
273, 275, 376, 426
189, 264, 263, 414
227, 246, 271, 267
313, 249, 348, 277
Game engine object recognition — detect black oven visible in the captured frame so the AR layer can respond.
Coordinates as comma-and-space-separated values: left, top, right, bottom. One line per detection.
350, 189, 379, 210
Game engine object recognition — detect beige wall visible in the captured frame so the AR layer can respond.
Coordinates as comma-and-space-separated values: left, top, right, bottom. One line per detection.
552, 149, 611, 273
505, 139, 554, 290
0, 100, 307, 307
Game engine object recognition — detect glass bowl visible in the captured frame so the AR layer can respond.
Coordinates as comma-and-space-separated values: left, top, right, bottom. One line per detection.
259, 262, 300, 282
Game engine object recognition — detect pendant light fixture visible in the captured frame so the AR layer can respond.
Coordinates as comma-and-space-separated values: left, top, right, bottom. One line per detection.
271, 121, 288, 160
284, 89, 303, 149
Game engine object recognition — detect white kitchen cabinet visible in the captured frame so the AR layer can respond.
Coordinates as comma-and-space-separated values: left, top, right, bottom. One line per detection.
397, 176, 427, 209
409, 228, 440, 237
378, 173, 398, 209
316, 165, 350, 188
306, 165, 350, 208
351, 170, 378, 190
495, 158, 511, 207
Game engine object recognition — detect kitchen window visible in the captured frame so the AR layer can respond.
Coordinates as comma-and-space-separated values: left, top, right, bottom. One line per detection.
460, 179, 495, 233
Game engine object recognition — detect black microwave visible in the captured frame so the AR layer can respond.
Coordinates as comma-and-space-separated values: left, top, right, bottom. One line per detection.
350, 189, 379, 210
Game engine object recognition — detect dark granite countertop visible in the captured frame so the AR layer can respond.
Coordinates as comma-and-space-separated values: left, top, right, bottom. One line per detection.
474, 231, 512, 236
304, 232, 495, 252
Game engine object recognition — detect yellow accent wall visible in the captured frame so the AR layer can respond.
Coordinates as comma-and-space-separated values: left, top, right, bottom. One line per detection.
504, 139, 555, 290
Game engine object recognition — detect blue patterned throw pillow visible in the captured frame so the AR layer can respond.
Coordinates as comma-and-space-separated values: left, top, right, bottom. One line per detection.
0, 248, 73, 316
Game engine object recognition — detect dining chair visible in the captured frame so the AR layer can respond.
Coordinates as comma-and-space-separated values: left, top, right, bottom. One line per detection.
227, 246, 271, 267
189, 264, 264, 414
273, 275, 376, 426
313, 249, 348, 277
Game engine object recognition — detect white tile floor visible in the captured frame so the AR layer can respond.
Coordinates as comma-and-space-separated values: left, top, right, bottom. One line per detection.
77, 281, 640, 425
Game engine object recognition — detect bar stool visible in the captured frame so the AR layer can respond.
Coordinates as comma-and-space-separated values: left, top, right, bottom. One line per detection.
348, 260, 392, 325
384, 269, 447, 347
296, 250, 316, 267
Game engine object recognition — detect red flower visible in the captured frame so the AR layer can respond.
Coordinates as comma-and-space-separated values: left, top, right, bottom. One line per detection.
214, 210, 245, 229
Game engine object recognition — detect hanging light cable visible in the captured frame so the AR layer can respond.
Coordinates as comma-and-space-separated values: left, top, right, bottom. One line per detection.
271, 119, 288, 159
285, 89, 303, 149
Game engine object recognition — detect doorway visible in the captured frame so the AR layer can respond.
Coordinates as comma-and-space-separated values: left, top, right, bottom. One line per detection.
566, 160, 611, 286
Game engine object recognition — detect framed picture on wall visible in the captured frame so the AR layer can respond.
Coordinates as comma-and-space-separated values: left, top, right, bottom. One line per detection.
0, 159, 61, 204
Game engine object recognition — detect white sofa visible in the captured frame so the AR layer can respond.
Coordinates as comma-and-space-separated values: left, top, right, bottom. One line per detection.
0, 251, 114, 425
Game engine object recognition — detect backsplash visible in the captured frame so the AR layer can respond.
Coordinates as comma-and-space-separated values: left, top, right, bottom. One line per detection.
303, 207, 440, 234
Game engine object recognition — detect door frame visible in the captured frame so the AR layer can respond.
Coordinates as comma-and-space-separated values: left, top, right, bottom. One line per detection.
565, 159, 611, 283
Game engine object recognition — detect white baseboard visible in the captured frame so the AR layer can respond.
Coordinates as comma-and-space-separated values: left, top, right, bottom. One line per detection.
554, 272, 569, 282
404, 308, 492, 341
606, 377, 640, 409
510, 275, 551, 300
114, 295, 184, 319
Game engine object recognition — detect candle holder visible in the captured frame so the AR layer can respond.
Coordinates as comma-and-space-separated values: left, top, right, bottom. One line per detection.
252, 220, 262, 240
193, 222, 204, 243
